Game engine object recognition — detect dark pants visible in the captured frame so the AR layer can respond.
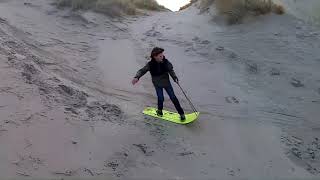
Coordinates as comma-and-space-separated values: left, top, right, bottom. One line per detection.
155, 84, 184, 115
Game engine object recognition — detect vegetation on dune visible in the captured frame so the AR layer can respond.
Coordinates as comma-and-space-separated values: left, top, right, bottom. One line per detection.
56, 0, 166, 16
179, 0, 198, 11
182, 0, 285, 24
215, 0, 285, 24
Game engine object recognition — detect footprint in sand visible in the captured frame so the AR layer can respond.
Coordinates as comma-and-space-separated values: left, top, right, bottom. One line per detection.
227, 168, 235, 176
225, 96, 240, 104
270, 68, 281, 76
291, 78, 304, 88
246, 62, 258, 74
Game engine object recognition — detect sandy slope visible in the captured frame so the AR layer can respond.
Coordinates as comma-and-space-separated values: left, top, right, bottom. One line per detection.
0, 0, 319, 179
130, 1, 320, 173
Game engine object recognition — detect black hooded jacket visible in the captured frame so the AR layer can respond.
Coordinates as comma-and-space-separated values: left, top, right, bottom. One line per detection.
134, 57, 178, 87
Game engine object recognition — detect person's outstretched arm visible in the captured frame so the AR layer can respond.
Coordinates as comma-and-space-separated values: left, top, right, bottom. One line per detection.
132, 63, 150, 85
167, 61, 179, 83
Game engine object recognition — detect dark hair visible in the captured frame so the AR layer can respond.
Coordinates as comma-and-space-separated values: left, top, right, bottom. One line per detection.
150, 47, 164, 59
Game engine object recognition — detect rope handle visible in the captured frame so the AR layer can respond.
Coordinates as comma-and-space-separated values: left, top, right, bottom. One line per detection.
177, 83, 198, 114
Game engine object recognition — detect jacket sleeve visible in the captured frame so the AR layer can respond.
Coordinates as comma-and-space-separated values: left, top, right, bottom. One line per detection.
134, 63, 150, 79
167, 61, 178, 81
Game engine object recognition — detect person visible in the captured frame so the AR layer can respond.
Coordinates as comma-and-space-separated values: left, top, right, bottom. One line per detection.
132, 47, 186, 121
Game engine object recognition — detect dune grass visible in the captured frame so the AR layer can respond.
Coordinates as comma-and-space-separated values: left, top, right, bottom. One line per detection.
179, 0, 198, 11
56, 0, 166, 16
199, 0, 285, 24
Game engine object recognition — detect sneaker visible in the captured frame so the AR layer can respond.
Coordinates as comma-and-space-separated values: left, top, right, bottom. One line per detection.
180, 114, 186, 121
156, 110, 163, 116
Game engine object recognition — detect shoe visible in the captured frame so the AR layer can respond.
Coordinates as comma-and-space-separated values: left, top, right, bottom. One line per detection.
156, 110, 163, 116
180, 114, 186, 121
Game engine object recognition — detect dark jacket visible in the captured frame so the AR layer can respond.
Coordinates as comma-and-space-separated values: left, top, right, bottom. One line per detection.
134, 58, 178, 87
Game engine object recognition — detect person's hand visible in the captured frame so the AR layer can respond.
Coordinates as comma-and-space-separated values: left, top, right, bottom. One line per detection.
132, 78, 139, 85
174, 78, 179, 84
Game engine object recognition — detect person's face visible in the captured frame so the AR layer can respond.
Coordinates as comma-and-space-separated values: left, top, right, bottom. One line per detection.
154, 53, 164, 62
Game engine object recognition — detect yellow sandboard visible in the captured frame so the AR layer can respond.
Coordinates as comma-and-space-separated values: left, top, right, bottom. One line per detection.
143, 107, 199, 124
